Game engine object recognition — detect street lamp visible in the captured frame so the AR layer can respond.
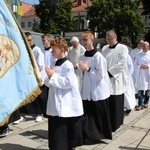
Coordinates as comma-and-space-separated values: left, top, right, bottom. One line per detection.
60, 31, 63, 36
87, 20, 90, 29
94, 27, 98, 38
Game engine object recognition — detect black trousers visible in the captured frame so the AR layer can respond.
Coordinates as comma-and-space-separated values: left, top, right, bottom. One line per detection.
108, 94, 124, 132
20, 85, 48, 115
48, 116, 83, 150
0, 109, 20, 129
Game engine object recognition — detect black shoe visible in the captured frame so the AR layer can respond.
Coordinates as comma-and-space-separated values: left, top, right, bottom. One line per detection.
68, 147, 75, 150
126, 109, 131, 114
0, 127, 9, 138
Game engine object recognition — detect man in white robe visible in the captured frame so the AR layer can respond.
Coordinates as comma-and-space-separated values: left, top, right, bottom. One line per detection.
67, 36, 86, 90
130, 40, 143, 64
134, 41, 150, 110
101, 30, 129, 132
130, 40, 144, 95
14, 32, 45, 123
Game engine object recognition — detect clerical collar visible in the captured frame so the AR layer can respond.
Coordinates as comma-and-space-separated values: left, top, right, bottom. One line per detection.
44, 47, 51, 50
109, 43, 118, 49
31, 44, 36, 50
55, 57, 67, 66
84, 49, 97, 57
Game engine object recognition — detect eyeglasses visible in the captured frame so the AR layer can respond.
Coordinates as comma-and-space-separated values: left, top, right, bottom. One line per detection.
106, 38, 114, 41
27, 39, 32, 42
82, 39, 88, 42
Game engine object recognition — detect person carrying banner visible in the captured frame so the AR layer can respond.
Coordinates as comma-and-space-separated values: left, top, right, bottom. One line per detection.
0, 0, 41, 132
0, 110, 20, 137
14, 32, 45, 124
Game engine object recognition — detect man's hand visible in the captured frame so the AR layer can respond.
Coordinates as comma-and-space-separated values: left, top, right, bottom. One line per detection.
140, 64, 149, 69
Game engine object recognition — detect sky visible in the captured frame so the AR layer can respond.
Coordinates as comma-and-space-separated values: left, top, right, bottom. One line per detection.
21, 0, 39, 5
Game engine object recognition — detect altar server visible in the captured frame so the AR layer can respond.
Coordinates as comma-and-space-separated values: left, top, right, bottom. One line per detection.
44, 37, 84, 150
79, 30, 112, 142
101, 29, 129, 132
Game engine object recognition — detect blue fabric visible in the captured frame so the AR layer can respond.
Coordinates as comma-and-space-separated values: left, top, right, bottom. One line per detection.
0, 0, 39, 123
138, 91, 144, 107
138, 90, 149, 106
144, 91, 149, 104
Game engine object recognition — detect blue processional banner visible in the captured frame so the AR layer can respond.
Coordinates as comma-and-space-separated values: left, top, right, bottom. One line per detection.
0, 0, 42, 125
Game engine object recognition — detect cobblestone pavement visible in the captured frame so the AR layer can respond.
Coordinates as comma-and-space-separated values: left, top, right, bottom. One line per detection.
0, 105, 149, 150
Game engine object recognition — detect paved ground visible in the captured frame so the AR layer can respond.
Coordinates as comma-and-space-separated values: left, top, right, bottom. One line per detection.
0, 104, 149, 150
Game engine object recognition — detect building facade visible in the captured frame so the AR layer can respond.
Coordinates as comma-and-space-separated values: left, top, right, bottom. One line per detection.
20, 0, 91, 33
21, 2, 40, 31
6, 0, 22, 22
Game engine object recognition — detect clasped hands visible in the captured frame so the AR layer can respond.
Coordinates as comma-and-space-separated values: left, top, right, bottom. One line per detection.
79, 60, 90, 72
140, 64, 149, 69
45, 66, 55, 78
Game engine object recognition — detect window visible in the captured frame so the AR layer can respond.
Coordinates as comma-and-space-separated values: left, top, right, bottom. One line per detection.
28, 22, 31, 27
21, 22, 25, 28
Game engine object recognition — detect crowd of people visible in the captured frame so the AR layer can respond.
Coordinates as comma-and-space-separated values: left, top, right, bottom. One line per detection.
0, 29, 149, 150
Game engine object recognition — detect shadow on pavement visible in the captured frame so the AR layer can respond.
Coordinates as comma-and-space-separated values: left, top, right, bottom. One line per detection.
19, 129, 48, 140
119, 146, 150, 150
83, 139, 108, 145
0, 143, 32, 150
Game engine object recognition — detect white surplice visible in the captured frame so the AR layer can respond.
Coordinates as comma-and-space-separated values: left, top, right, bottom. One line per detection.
124, 55, 136, 109
44, 60, 83, 117
101, 44, 129, 95
32, 45, 45, 83
42, 48, 56, 67
79, 51, 112, 101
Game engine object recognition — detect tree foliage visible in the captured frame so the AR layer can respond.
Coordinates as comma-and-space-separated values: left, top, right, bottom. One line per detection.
34, 0, 74, 35
144, 30, 150, 43
32, 19, 41, 33
141, 0, 150, 15
140, 0, 150, 43
86, 0, 145, 43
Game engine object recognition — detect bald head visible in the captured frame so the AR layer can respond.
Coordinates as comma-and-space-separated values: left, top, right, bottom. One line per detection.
143, 41, 149, 46
70, 36, 79, 48
70, 36, 79, 43
142, 41, 149, 53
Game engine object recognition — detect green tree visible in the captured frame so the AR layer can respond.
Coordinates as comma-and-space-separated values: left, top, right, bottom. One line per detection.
140, 0, 150, 43
144, 31, 150, 43
32, 19, 41, 33
86, 0, 145, 44
141, 0, 150, 15
34, 0, 74, 35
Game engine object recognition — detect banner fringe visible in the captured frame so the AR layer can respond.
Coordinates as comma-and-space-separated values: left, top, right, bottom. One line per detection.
0, 86, 42, 126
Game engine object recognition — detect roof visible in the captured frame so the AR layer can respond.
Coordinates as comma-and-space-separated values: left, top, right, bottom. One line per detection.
21, 2, 36, 17
72, 2, 87, 12
21, 2, 87, 17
